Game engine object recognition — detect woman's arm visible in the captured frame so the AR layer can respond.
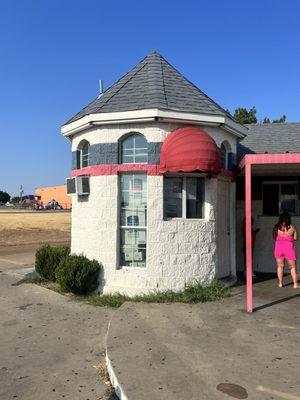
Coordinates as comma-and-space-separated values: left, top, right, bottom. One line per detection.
272, 227, 277, 240
293, 226, 298, 241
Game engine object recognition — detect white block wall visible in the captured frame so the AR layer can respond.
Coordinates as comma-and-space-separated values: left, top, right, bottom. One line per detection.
70, 121, 238, 295
71, 174, 219, 295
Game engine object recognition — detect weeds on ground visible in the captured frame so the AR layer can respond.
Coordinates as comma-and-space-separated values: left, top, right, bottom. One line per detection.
18, 275, 230, 308
93, 362, 117, 399
93, 362, 110, 382
77, 280, 230, 308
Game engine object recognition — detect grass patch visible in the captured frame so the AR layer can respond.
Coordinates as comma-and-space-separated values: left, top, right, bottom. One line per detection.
76, 280, 230, 308
16, 275, 47, 285
17, 274, 230, 309
43, 281, 67, 294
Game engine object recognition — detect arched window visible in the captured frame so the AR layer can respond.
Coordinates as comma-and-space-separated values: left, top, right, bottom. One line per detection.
77, 140, 90, 169
220, 141, 232, 170
221, 143, 227, 169
120, 133, 148, 164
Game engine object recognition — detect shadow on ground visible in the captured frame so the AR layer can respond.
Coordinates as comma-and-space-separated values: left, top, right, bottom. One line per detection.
107, 278, 300, 400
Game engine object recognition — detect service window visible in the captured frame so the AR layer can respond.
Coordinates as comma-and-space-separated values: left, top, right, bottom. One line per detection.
164, 177, 183, 218
262, 182, 298, 215
164, 176, 205, 219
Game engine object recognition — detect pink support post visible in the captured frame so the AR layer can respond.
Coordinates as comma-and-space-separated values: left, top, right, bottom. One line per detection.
245, 162, 253, 312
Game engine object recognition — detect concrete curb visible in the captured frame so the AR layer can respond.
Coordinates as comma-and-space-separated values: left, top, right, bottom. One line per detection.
106, 309, 129, 400
106, 350, 128, 400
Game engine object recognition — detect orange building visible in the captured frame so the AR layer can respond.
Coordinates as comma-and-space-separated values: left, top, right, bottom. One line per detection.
35, 185, 72, 209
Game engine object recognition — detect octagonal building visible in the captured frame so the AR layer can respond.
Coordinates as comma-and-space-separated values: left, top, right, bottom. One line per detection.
61, 51, 246, 295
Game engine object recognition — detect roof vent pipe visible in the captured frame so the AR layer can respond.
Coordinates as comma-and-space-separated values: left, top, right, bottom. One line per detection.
98, 80, 104, 97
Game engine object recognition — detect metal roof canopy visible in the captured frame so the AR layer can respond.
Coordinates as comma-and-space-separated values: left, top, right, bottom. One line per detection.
238, 153, 300, 313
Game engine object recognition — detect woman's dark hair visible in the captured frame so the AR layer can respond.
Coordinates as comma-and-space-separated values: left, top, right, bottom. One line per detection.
275, 212, 291, 230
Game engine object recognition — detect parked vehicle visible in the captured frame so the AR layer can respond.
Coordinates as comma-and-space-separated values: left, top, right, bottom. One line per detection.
44, 199, 63, 210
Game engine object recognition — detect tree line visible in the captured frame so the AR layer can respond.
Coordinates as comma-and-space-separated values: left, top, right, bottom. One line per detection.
0, 191, 22, 204
229, 106, 286, 125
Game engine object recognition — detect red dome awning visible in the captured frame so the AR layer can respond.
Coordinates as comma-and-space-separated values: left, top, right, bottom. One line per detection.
159, 127, 221, 174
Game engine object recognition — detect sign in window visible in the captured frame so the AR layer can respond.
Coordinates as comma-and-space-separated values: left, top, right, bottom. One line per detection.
119, 173, 147, 267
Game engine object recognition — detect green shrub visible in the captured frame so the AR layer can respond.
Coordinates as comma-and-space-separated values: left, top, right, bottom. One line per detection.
56, 254, 100, 294
35, 245, 70, 281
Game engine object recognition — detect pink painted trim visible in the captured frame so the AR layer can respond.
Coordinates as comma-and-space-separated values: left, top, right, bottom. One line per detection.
238, 156, 246, 171
238, 153, 300, 170
245, 163, 253, 313
238, 152, 300, 313
72, 164, 236, 179
71, 164, 161, 177
208, 170, 235, 181
220, 169, 236, 180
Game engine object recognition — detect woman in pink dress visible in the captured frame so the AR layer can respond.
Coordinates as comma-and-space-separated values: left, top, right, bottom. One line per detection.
273, 212, 300, 288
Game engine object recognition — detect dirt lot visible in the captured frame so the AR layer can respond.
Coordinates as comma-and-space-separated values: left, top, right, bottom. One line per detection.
0, 210, 71, 254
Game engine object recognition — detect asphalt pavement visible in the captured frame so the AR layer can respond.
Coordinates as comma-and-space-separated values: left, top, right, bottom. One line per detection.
0, 268, 114, 400
107, 279, 300, 400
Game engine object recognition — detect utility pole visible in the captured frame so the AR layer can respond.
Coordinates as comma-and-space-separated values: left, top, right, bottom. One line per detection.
20, 185, 24, 203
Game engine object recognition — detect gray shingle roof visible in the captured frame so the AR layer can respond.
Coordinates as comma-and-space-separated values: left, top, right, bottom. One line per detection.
238, 123, 300, 161
65, 51, 232, 125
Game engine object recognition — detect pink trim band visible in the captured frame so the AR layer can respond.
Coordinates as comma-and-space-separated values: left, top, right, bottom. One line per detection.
71, 164, 236, 179
238, 153, 300, 170
71, 164, 161, 176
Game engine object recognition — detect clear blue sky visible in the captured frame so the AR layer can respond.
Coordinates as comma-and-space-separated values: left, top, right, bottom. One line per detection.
1, 0, 300, 196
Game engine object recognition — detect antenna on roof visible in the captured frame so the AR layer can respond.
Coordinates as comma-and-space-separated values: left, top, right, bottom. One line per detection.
98, 80, 104, 97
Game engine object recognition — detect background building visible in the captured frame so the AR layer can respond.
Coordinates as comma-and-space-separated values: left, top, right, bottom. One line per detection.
35, 185, 71, 209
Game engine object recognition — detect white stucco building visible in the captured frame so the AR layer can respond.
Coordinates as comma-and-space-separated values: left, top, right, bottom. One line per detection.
62, 51, 300, 295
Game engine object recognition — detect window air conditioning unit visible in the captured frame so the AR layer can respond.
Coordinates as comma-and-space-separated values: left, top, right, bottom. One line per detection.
66, 176, 90, 196
66, 177, 77, 195
77, 175, 90, 195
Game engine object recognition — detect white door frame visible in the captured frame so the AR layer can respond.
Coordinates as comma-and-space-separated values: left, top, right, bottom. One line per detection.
217, 177, 234, 278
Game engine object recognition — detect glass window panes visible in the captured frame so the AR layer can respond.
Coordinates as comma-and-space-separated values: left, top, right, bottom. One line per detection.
281, 184, 297, 214
122, 135, 134, 149
120, 229, 146, 267
263, 184, 279, 215
221, 144, 227, 169
164, 177, 183, 218
281, 184, 296, 195
164, 176, 205, 219
263, 182, 298, 216
135, 134, 147, 147
186, 178, 204, 218
81, 141, 90, 168
121, 134, 148, 164
119, 173, 147, 268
